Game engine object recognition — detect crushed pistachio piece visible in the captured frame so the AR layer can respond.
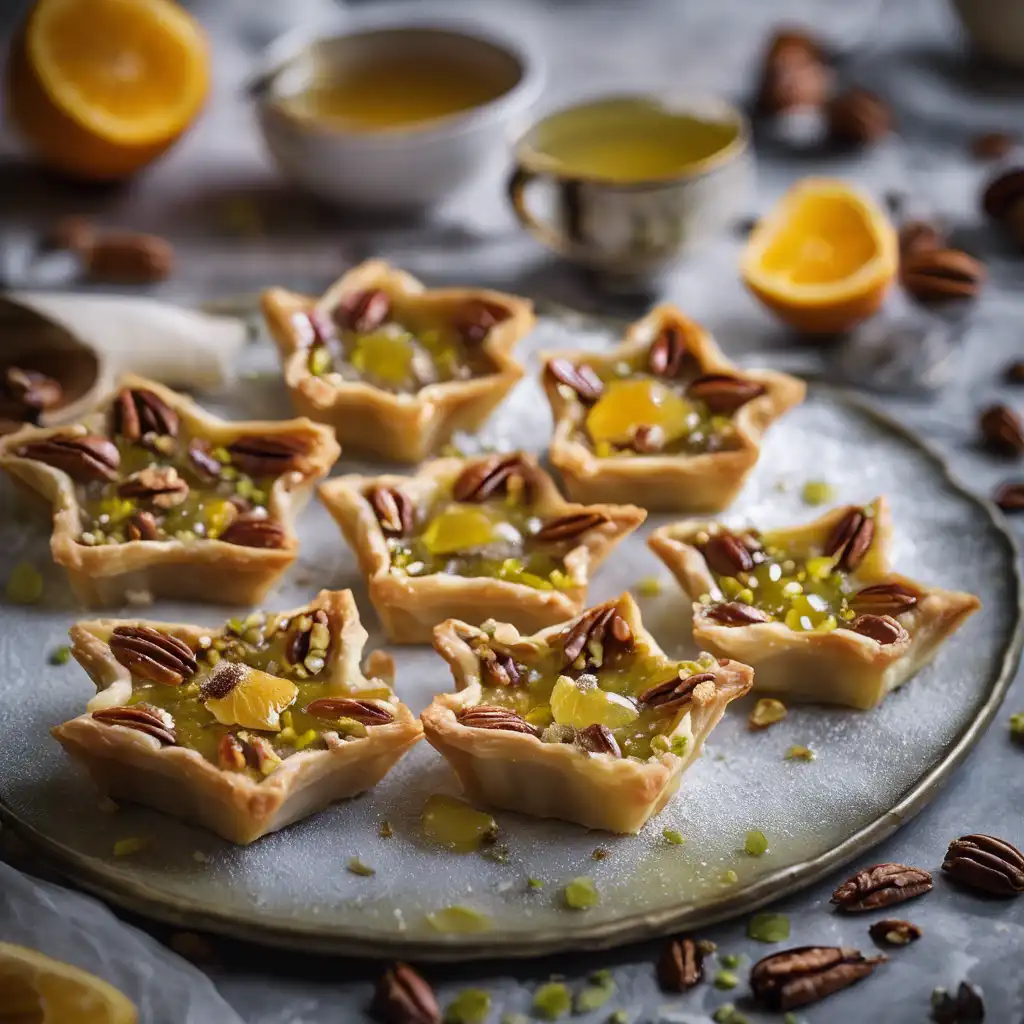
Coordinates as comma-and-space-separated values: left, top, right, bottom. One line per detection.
444, 989, 491, 1024
592, 848, 609, 861
720, 869, 738, 885
6, 562, 43, 605
748, 912, 790, 943
712, 1006, 751, 1024
48, 645, 72, 666
379, 820, 394, 839
745, 830, 769, 856
650, 734, 670, 755
635, 576, 662, 597
574, 973, 616, 1013
720, 953, 742, 969
532, 982, 572, 1020
1010, 713, 1024, 741
113, 837, 149, 858
563, 877, 600, 910
785, 745, 815, 761
714, 970, 739, 990
607, 1013, 630, 1024
346, 857, 375, 877
801, 480, 835, 506
426, 905, 493, 934
528, 877, 545, 891
748, 698, 787, 730
783, 1015, 800, 1024
663, 829, 686, 846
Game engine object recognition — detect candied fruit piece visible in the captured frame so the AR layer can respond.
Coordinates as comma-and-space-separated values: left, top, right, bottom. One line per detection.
350, 327, 416, 385
204, 666, 298, 731
420, 505, 501, 555
550, 674, 638, 730
421, 794, 498, 852
585, 379, 694, 447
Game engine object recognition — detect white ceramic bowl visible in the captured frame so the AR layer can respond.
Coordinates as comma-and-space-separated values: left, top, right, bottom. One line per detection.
253, 25, 544, 211
951, 0, 1024, 67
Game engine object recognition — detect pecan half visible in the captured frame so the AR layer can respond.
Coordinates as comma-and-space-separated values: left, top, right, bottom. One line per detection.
899, 220, 945, 259
533, 511, 609, 543
92, 703, 176, 746
454, 300, 510, 344
84, 231, 175, 283
755, 29, 831, 114
657, 937, 704, 992
827, 87, 892, 144
577, 723, 621, 757
371, 962, 440, 1024
369, 486, 414, 536
188, 439, 222, 479
850, 614, 909, 645
126, 510, 159, 541
227, 435, 309, 478
288, 609, 331, 666
902, 249, 986, 303
305, 697, 396, 726
686, 374, 766, 415
17, 435, 119, 482
479, 650, 521, 687
111, 387, 179, 441
932, 981, 985, 1024
545, 358, 603, 404
981, 166, 1024, 221
831, 862, 933, 912
2, 367, 62, 420
452, 454, 530, 503
942, 833, 1024, 896
639, 672, 716, 713
109, 626, 198, 686
994, 482, 1024, 512
868, 919, 922, 945
217, 732, 280, 774
218, 515, 288, 548
118, 467, 189, 509
851, 582, 919, 616
750, 946, 886, 1011
334, 289, 391, 333
823, 508, 875, 572
972, 131, 1016, 160
705, 601, 772, 626
980, 404, 1024, 455
562, 604, 633, 669
457, 705, 539, 736
702, 533, 754, 577
648, 324, 691, 377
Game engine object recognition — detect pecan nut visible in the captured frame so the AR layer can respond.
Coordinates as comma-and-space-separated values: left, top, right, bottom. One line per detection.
305, 697, 396, 726
227, 435, 309, 478
17, 435, 119, 482
755, 30, 831, 114
126, 509, 160, 541
994, 482, 1024, 512
705, 601, 772, 626
702, 533, 754, 577
533, 511, 609, 543
218, 515, 288, 548
639, 672, 716, 713
932, 981, 985, 1024
849, 614, 909, 645
942, 833, 1024, 896
750, 946, 886, 1011
188, 439, 222, 480
111, 387, 179, 441
452, 454, 531, 503
545, 358, 603, 404
368, 486, 415, 536
831, 862, 933, 912
109, 626, 198, 686
901, 249, 986, 303
457, 705, 539, 736
980, 404, 1024, 455
562, 603, 633, 670
577, 723, 621, 757
1, 367, 62, 421
851, 582, 919, 616
334, 289, 391, 333
827, 87, 892, 144
454, 300, 511, 344
972, 131, 1016, 160
868, 919, 922, 945
371, 962, 440, 1024
686, 374, 766, 415
118, 467, 189, 509
479, 649, 521, 687
981, 167, 1024, 221
823, 508, 875, 572
92, 703, 176, 746
217, 732, 280, 774
657, 936, 704, 992
899, 220, 945, 259
84, 232, 174, 283
647, 324, 693, 377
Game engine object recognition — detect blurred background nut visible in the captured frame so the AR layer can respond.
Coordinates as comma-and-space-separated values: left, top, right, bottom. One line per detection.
898, 220, 945, 260
981, 166, 1024, 220
900, 249, 986, 303
827, 88, 892, 145
755, 28, 832, 115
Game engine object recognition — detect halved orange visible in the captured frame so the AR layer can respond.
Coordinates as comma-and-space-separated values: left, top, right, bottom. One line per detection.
5, 0, 210, 181
0, 942, 138, 1023
740, 178, 898, 334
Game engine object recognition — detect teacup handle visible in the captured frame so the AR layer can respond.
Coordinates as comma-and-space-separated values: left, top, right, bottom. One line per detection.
506, 165, 570, 252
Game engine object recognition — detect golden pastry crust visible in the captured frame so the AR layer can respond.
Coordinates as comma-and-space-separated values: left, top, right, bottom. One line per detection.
422, 593, 753, 834
0, 374, 340, 608
53, 590, 423, 845
261, 260, 534, 463
649, 497, 981, 709
319, 453, 646, 644
542, 304, 805, 511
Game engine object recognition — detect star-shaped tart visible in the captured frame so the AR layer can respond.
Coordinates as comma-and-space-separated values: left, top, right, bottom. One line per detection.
0, 374, 339, 608
423, 593, 753, 833
649, 497, 981, 709
53, 590, 422, 844
541, 304, 805, 511
261, 259, 534, 463
318, 452, 646, 644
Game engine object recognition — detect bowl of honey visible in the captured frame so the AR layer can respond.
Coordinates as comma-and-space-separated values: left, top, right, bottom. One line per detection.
253, 24, 544, 211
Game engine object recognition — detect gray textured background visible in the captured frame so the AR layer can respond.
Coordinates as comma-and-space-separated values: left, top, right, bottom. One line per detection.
2, 0, 1024, 1021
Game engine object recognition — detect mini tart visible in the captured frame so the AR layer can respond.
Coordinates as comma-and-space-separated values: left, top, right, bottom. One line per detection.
319, 452, 646, 644
0, 374, 339, 608
541, 305, 805, 511
53, 590, 422, 844
423, 593, 753, 834
261, 260, 534, 463
649, 497, 981, 709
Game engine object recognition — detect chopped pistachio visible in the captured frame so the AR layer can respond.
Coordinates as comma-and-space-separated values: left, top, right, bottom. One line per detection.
712, 1006, 751, 1024
1010, 712, 1024, 741
426, 906, 492, 934
532, 982, 572, 1020
801, 480, 835, 506
669, 735, 688, 757
592, 848, 609, 861
607, 1012, 630, 1024
783, 1015, 800, 1024
650, 734, 671, 755
663, 829, 686, 846
785, 745, 815, 761
697, 939, 718, 955
48, 645, 72, 666
346, 857, 375, 877
714, 970, 739, 990
635, 576, 662, 597
335, 717, 369, 739
745, 830, 769, 856
720, 869, 738, 885
748, 698, 787, 730
563, 877, 600, 910
574, 973, 616, 1013
528, 877, 545, 891
444, 989, 491, 1024
379, 820, 394, 839
748, 912, 790, 943
113, 837, 149, 858
719, 953, 741, 969
6, 562, 43, 605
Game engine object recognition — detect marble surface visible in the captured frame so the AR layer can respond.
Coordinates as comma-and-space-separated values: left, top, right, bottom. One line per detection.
2, 0, 1024, 1021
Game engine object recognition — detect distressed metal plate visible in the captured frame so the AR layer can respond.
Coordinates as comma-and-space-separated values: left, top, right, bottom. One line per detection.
1, 307, 1019, 960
